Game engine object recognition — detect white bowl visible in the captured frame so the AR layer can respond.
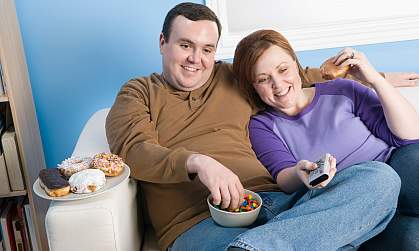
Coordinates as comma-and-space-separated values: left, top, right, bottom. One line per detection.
207, 189, 262, 227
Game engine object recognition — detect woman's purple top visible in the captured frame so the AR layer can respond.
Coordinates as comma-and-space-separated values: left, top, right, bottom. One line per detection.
249, 79, 419, 180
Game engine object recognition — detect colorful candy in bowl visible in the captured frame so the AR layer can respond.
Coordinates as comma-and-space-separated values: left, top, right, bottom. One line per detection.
207, 189, 262, 227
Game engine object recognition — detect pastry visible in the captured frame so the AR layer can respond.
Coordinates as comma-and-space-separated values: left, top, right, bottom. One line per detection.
38, 168, 70, 197
91, 152, 124, 176
320, 58, 350, 80
68, 169, 106, 194
58, 156, 92, 178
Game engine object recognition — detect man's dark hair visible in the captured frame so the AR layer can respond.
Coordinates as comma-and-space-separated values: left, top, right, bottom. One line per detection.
162, 2, 222, 42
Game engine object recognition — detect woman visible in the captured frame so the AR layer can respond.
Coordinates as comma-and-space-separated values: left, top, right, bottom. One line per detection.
233, 29, 419, 250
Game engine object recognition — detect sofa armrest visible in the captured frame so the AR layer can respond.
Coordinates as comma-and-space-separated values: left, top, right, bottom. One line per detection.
46, 108, 144, 251
72, 108, 111, 157
46, 177, 142, 251
398, 86, 419, 112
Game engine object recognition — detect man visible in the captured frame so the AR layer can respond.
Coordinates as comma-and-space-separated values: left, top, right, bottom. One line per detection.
106, 2, 418, 251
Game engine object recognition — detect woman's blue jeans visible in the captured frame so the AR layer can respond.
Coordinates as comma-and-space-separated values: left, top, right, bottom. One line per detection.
360, 143, 419, 251
170, 161, 401, 251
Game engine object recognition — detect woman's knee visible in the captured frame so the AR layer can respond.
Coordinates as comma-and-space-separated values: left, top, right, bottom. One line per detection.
358, 162, 401, 200
344, 162, 401, 202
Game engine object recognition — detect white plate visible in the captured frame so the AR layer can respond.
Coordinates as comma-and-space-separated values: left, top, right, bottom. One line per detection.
33, 165, 130, 201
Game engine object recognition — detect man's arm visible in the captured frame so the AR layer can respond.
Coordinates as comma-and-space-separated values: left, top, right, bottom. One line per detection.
383, 72, 419, 87
186, 153, 244, 210
106, 79, 244, 209
304, 66, 419, 87
106, 79, 195, 183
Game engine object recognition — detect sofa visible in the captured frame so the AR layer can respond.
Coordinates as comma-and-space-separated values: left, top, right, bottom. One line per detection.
45, 108, 159, 251
45, 86, 419, 251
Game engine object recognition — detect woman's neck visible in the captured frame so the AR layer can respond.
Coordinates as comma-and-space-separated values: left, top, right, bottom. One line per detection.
276, 87, 316, 116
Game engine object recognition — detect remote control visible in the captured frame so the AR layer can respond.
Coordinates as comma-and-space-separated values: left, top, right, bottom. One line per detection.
308, 153, 332, 187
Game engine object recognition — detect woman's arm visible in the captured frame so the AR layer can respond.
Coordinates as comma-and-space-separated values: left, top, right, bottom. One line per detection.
276, 164, 306, 193
334, 48, 419, 140
277, 158, 337, 193
249, 117, 337, 193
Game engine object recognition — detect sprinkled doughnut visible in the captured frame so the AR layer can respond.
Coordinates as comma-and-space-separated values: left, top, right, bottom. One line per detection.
58, 156, 92, 178
91, 152, 124, 177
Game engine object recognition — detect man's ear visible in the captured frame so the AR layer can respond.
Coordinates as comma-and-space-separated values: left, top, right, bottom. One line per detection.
159, 33, 165, 53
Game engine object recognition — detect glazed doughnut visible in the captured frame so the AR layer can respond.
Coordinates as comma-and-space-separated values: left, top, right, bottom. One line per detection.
68, 169, 106, 194
58, 156, 92, 178
320, 58, 350, 80
38, 168, 70, 197
91, 152, 124, 177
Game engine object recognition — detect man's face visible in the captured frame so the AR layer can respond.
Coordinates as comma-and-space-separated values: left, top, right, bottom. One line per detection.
160, 15, 218, 91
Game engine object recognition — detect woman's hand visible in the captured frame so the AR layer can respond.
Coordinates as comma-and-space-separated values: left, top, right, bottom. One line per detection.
295, 156, 337, 189
332, 48, 419, 140
332, 47, 384, 87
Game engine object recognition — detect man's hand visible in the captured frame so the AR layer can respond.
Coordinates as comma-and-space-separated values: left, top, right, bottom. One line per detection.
186, 154, 244, 210
384, 72, 419, 87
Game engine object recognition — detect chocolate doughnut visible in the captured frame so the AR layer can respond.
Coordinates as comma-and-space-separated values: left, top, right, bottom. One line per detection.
38, 168, 70, 197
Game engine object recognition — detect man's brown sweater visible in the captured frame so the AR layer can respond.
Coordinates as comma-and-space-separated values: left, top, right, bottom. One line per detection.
106, 62, 326, 250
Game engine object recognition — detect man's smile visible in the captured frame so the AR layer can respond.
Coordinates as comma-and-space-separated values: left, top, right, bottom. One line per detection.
182, 65, 199, 72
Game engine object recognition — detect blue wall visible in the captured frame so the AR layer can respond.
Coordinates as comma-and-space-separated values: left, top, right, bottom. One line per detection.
15, 1, 419, 167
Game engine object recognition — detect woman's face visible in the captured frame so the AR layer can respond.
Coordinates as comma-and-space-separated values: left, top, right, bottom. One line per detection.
252, 45, 304, 114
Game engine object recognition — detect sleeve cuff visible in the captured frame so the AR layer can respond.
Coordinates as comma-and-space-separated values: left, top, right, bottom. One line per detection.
173, 150, 198, 182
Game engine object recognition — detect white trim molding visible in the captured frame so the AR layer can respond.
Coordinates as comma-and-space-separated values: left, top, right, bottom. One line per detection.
206, 0, 419, 60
